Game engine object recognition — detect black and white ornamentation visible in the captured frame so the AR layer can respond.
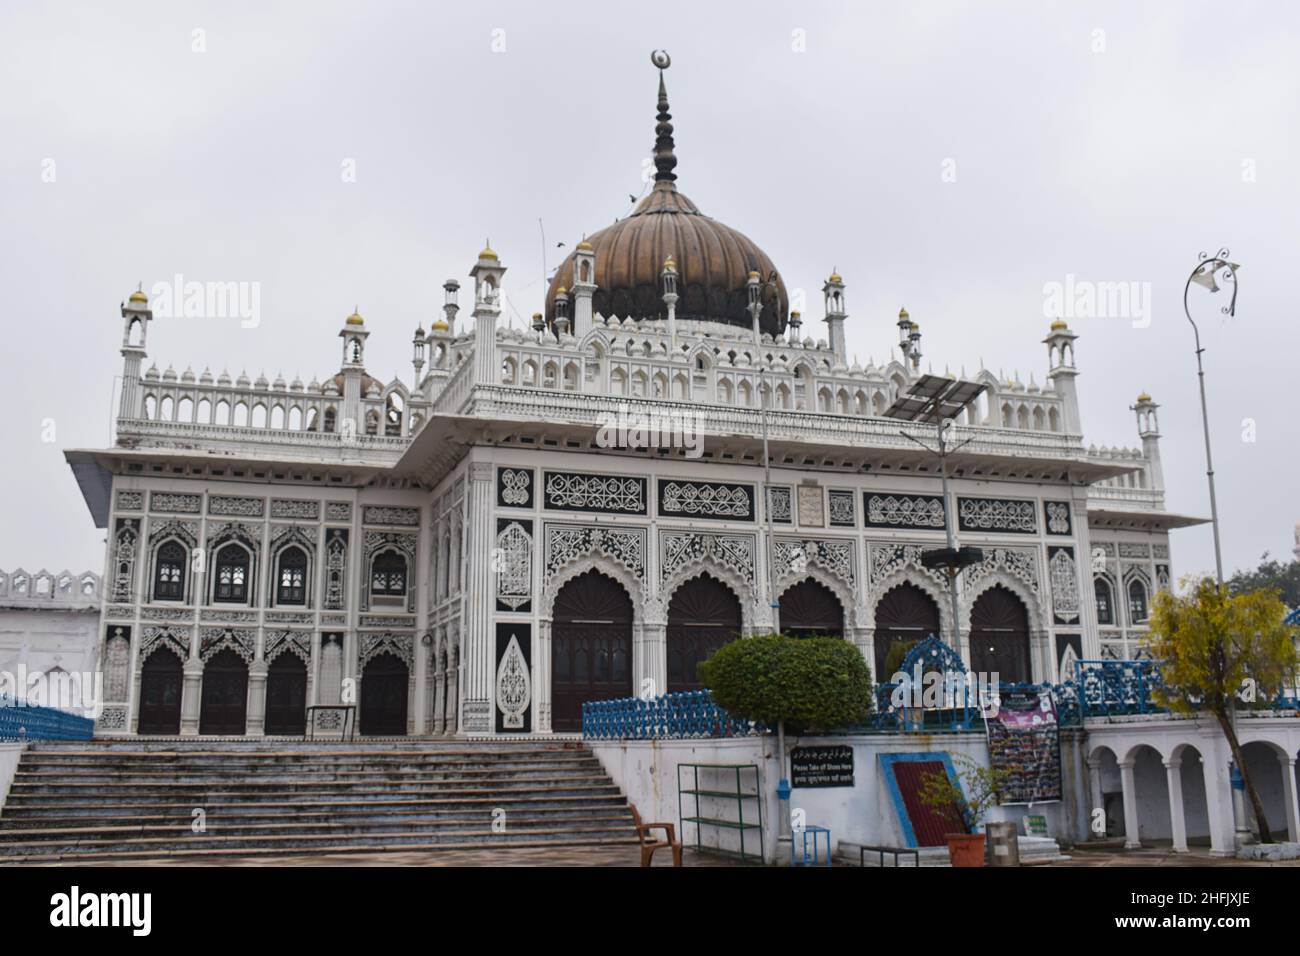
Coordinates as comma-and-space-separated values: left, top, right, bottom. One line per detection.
828, 490, 856, 527
360, 531, 418, 611
766, 486, 793, 524
103, 627, 131, 702
1044, 500, 1072, 536
544, 523, 646, 586
363, 506, 421, 527
659, 531, 756, 587
200, 627, 256, 663
868, 542, 949, 590
115, 491, 144, 511
325, 502, 352, 522
658, 480, 753, 521
199, 608, 258, 623
958, 497, 1037, 534
961, 546, 1041, 596
864, 494, 945, 530
1048, 546, 1080, 624
110, 518, 141, 602
495, 519, 533, 612
360, 632, 413, 667
496, 632, 531, 731
544, 471, 647, 515
774, 537, 855, 591
324, 529, 349, 610
149, 493, 201, 514
140, 626, 188, 662
497, 468, 534, 508
1119, 543, 1151, 559
271, 499, 320, 520
264, 629, 312, 664
209, 495, 265, 517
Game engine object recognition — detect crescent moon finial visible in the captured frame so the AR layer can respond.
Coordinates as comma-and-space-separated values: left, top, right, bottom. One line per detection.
651, 49, 671, 70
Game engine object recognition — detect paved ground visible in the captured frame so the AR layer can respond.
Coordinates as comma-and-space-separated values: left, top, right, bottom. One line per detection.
1054, 843, 1300, 867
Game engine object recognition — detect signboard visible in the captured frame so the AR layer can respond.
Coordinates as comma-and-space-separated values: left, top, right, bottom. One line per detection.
1024, 814, 1049, 837
791, 745, 854, 788
986, 693, 1062, 804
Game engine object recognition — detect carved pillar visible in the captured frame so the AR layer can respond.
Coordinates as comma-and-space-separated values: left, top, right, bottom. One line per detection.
432, 660, 446, 734
246, 659, 268, 737
446, 646, 460, 733
1164, 757, 1188, 852
639, 621, 666, 699
1118, 758, 1141, 849
534, 619, 552, 733
459, 462, 495, 733
1086, 756, 1105, 838
180, 657, 203, 735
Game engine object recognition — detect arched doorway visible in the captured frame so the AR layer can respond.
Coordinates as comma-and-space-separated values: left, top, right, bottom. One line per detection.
968, 586, 1031, 684
199, 649, 249, 735
874, 583, 942, 678
779, 578, 844, 638
360, 652, 409, 736
265, 654, 308, 736
667, 574, 742, 693
551, 570, 633, 732
137, 649, 183, 735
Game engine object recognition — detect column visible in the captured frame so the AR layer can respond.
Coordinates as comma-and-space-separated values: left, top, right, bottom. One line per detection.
446, 647, 460, 733
1118, 758, 1141, 849
533, 619, 552, 733
432, 663, 446, 735
246, 659, 268, 736
459, 461, 495, 733
1164, 758, 1188, 853
1200, 738, 1237, 857
1279, 756, 1300, 843
180, 659, 202, 736
639, 621, 666, 699
1086, 756, 1105, 839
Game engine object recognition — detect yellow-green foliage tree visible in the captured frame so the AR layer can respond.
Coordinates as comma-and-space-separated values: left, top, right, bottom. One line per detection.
1147, 577, 1298, 843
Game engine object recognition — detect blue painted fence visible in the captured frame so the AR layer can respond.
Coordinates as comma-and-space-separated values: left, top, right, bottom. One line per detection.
0, 694, 95, 742
582, 690, 764, 740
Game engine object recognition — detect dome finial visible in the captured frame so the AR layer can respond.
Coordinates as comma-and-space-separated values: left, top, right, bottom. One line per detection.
650, 51, 677, 186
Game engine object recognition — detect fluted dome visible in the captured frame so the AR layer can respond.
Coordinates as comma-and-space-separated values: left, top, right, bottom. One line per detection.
545, 61, 787, 337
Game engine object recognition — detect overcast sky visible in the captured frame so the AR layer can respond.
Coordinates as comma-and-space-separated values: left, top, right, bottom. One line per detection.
1, 0, 1296, 583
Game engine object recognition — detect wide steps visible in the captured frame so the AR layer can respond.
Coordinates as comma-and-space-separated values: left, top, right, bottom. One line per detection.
0, 740, 633, 863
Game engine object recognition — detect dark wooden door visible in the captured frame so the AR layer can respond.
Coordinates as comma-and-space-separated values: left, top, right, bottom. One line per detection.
667, 574, 742, 693
779, 578, 844, 638
265, 653, 307, 736
137, 650, 183, 735
874, 583, 942, 678
551, 570, 633, 732
360, 652, 409, 736
894, 760, 969, 845
199, 648, 248, 735
968, 585, 1031, 684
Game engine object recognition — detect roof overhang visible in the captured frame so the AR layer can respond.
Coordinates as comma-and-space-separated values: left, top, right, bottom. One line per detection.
1086, 507, 1210, 531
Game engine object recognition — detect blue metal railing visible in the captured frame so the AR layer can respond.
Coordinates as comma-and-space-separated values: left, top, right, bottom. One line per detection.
0, 694, 95, 742
582, 690, 764, 740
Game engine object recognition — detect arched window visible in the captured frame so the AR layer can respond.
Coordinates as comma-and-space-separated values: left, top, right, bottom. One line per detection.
1128, 579, 1149, 624
371, 551, 407, 598
277, 546, 308, 606
1094, 577, 1114, 626
214, 544, 251, 604
153, 541, 187, 602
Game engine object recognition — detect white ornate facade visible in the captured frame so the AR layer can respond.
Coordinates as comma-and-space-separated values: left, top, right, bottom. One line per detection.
64, 60, 1204, 738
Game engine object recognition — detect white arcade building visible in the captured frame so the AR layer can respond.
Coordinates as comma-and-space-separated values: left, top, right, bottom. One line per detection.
64, 57, 1202, 741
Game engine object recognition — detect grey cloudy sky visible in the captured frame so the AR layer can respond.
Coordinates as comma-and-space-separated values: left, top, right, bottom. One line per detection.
1, 0, 1296, 581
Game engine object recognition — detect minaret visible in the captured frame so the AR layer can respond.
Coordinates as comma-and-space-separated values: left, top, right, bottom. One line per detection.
338, 308, 369, 433
442, 279, 460, 335
1044, 318, 1081, 434
411, 322, 426, 384
662, 255, 679, 351
822, 270, 847, 363
471, 243, 505, 386
1132, 391, 1164, 492
119, 287, 152, 420
571, 239, 596, 338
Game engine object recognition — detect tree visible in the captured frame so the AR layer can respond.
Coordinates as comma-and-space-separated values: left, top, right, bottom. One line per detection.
698, 633, 872, 732
918, 753, 1011, 834
1228, 552, 1300, 609
1147, 576, 1298, 843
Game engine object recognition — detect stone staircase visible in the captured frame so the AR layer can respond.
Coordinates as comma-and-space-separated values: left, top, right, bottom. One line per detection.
0, 739, 638, 863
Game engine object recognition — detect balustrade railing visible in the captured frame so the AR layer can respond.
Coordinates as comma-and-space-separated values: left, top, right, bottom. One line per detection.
582, 691, 764, 740
0, 695, 95, 742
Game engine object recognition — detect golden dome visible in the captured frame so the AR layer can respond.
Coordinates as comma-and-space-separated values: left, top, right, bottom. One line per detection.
128, 289, 148, 304
898, 306, 909, 320
478, 243, 499, 261
828, 272, 842, 284
576, 239, 594, 252
346, 310, 364, 326
1137, 391, 1152, 403
663, 255, 676, 270
1050, 318, 1068, 331
555, 286, 568, 297
431, 317, 449, 332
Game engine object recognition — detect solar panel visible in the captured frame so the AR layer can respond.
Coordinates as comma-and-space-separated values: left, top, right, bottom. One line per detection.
884, 376, 986, 424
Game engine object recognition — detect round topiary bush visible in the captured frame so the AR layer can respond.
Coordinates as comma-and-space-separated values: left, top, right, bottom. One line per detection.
697, 633, 872, 731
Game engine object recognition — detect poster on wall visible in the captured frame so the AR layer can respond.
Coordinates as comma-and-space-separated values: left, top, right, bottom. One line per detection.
791, 745, 854, 787
986, 693, 1062, 803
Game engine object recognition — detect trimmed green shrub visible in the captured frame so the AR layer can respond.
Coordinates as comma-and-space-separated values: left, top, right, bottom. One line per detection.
697, 633, 872, 731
